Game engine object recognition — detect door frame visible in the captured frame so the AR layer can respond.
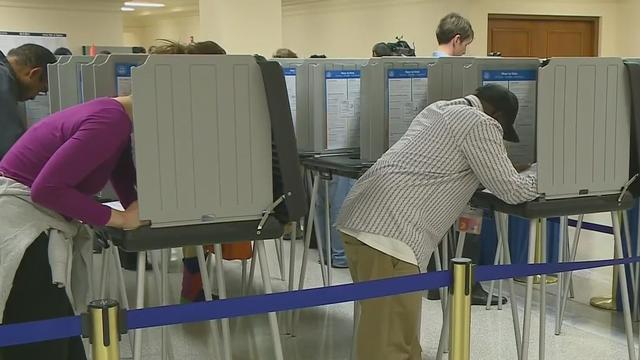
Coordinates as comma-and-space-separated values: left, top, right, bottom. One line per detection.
487, 14, 600, 56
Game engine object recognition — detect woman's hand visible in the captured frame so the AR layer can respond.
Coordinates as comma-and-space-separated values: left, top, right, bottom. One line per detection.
106, 201, 149, 230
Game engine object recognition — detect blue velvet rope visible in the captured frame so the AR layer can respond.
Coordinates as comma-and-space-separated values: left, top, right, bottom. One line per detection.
2, 256, 639, 348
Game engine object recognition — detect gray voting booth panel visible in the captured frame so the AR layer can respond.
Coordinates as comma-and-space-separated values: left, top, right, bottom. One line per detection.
80, 54, 108, 102
57, 56, 92, 110
426, 57, 474, 105
47, 55, 69, 113
360, 57, 437, 161
274, 59, 304, 131
132, 55, 274, 228
296, 59, 368, 153
463, 58, 541, 165
94, 54, 148, 98
537, 58, 630, 199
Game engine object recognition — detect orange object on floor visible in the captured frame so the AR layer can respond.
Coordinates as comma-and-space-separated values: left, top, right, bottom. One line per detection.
204, 242, 253, 260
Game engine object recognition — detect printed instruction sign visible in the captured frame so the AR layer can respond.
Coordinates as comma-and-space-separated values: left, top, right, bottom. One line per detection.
115, 63, 137, 97
325, 70, 361, 150
482, 70, 537, 165
284, 68, 297, 130
387, 68, 429, 147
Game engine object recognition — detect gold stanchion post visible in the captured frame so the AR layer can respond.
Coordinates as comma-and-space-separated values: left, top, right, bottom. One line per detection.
82, 299, 126, 360
449, 258, 473, 360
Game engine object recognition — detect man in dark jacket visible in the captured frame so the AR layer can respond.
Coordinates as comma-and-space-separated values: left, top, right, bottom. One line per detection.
0, 44, 56, 160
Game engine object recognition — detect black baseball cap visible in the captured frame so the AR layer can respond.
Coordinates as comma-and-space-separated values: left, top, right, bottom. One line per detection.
474, 84, 520, 143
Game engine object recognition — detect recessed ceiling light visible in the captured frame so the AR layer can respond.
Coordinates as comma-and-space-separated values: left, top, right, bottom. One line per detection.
121, 6, 135, 11
123, 2, 166, 8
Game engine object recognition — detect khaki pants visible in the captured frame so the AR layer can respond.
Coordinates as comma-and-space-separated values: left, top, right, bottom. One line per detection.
342, 233, 422, 360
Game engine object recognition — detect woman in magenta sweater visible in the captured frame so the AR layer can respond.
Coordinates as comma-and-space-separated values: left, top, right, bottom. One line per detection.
0, 95, 143, 360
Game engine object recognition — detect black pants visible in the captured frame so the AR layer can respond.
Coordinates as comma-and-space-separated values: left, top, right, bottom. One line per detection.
1, 233, 87, 360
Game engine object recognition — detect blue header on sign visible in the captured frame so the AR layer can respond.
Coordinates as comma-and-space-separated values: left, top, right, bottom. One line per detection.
482, 70, 537, 81
325, 70, 361, 79
115, 63, 136, 77
284, 68, 297, 76
388, 69, 428, 79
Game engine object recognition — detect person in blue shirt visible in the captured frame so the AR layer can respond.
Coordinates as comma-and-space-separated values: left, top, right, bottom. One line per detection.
432, 12, 474, 58
428, 13, 509, 306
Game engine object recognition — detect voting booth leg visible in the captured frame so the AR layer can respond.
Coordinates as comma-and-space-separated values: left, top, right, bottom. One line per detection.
82, 299, 125, 360
539, 219, 548, 360
449, 258, 473, 360
520, 219, 538, 360
196, 246, 226, 360
486, 231, 504, 310
610, 211, 636, 360
287, 222, 298, 334
324, 179, 333, 285
495, 213, 522, 359
554, 217, 567, 336
433, 247, 447, 313
558, 215, 584, 334
435, 247, 449, 360
256, 240, 285, 360
133, 251, 146, 360
212, 244, 232, 360
293, 175, 321, 334
622, 212, 638, 297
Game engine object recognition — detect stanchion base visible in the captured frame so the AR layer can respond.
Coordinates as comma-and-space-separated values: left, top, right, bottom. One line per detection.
515, 275, 558, 285
590, 296, 617, 311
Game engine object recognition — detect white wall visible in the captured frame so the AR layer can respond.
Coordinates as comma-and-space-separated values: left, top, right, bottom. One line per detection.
282, 0, 625, 58
124, 14, 200, 49
0, 1, 124, 54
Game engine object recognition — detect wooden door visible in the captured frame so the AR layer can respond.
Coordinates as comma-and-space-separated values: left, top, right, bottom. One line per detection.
488, 15, 598, 57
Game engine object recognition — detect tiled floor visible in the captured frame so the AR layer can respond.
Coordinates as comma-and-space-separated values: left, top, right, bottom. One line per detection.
92, 216, 638, 359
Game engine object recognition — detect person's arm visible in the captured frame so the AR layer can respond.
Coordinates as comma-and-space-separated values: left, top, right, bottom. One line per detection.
460, 119, 538, 205
30, 110, 138, 227
110, 142, 137, 208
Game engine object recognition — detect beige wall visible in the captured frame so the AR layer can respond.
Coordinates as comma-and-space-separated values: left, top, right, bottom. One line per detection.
0, 1, 124, 54
282, 0, 625, 58
124, 14, 200, 49
617, 0, 640, 57
199, 0, 282, 56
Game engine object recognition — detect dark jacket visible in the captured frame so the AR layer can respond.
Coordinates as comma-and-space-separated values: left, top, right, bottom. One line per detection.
0, 51, 23, 160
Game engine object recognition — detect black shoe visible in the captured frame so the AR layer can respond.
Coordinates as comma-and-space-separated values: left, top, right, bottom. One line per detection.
471, 284, 508, 306
427, 289, 441, 301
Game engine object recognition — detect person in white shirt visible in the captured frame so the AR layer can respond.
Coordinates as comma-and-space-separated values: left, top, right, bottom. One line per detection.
336, 84, 538, 360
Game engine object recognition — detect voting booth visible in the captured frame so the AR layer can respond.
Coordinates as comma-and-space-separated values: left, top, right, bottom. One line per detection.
80, 54, 108, 102
105, 54, 307, 244
295, 58, 368, 153
535, 58, 630, 199
426, 56, 474, 105
274, 59, 304, 129
47, 55, 69, 113
94, 54, 148, 98
57, 55, 92, 109
463, 58, 540, 166
360, 57, 437, 161
105, 55, 306, 360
